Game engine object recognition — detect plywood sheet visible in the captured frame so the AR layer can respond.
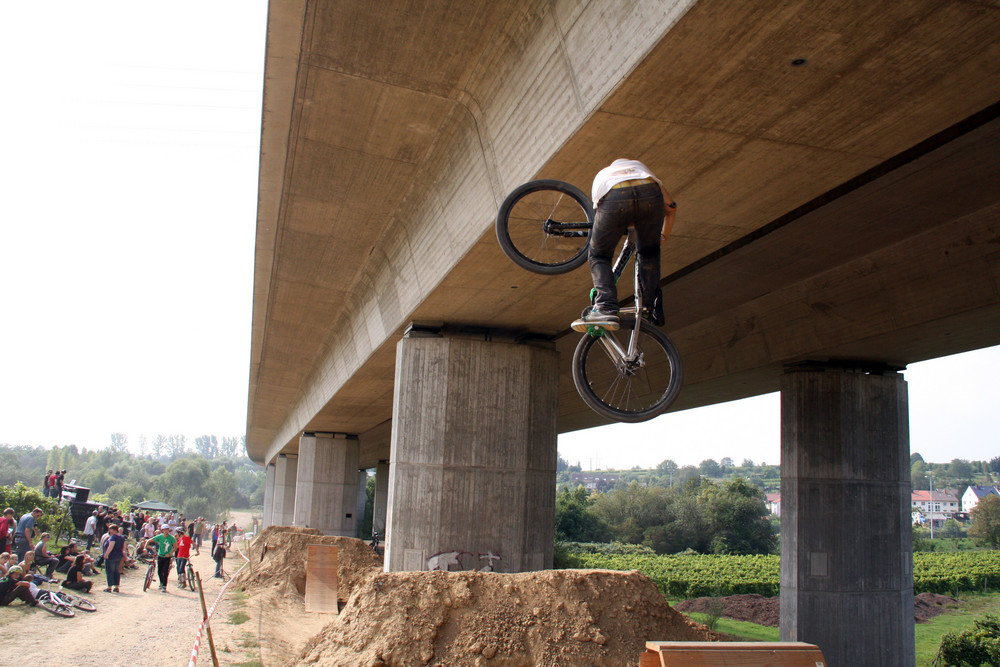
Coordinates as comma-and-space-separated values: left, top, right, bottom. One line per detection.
304, 544, 339, 614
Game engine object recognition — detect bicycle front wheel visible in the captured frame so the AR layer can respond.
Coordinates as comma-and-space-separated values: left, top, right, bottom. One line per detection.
143, 563, 155, 592
39, 597, 75, 617
572, 318, 683, 423
496, 179, 593, 274
186, 563, 196, 591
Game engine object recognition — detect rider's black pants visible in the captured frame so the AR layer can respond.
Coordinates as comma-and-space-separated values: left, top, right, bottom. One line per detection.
157, 555, 171, 586
588, 181, 664, 313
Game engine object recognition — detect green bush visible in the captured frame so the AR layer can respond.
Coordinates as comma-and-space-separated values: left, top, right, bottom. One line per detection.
0, 483, 62, 534
935, 614, 1000, 666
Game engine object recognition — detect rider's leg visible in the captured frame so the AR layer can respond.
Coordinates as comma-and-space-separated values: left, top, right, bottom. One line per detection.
632, 190, 666, 319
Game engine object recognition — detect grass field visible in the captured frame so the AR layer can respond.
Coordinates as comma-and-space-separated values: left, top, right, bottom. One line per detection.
672, 591, 1000, 664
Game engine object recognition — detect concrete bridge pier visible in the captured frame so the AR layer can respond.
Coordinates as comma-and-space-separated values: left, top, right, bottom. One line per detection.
385, 328, 559, 573
292, 432, 360, 535
271, 453, 298, 526
780, 363, 914, 666
262, 461, 276, 528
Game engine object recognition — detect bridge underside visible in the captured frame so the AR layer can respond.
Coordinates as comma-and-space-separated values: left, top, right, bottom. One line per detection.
250, 2, 1000, 664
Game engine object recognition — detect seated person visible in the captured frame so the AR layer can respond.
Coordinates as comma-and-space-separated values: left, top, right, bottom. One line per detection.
19, 551, 56, 585
0, 566, 37, 607
56, 543, 79, 574
0, 552, 11, 577
33, 533, 60, 579
62, 555, 93, 593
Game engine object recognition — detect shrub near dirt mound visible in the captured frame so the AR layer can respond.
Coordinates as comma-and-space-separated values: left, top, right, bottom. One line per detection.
235, 526, 381, 599
293, 568, 718, 667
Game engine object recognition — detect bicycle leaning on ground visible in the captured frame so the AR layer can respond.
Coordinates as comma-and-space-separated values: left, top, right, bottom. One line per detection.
496, 179, 683, 423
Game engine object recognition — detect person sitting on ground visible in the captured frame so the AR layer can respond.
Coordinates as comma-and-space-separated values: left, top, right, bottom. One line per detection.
56, 542, 79, 574
0, 552, 11, 576
33, 533, 60, 579
213, 539, 226, 578
62, 554, 93, 593
0, 566, 37, 607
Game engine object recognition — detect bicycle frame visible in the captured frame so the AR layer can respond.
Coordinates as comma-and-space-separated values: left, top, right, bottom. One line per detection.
589, 233, 643, 363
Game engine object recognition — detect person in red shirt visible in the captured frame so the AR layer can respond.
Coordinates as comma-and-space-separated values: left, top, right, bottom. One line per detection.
0, 508, 15, 553
174, 528, 193, 589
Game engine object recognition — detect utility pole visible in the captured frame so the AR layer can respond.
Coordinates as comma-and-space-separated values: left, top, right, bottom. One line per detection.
926, 473, 935, 539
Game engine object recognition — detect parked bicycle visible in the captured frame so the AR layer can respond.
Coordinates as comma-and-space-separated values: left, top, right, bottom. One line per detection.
496, 179, 683, 422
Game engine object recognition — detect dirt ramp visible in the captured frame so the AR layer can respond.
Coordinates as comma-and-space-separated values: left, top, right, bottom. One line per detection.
236, 526, 381, 598
293, 568, 716, 667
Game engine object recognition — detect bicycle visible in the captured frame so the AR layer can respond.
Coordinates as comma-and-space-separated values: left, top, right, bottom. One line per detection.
496, 179, 683, 422
177, 559, 196, 592
143, 557, 157, 592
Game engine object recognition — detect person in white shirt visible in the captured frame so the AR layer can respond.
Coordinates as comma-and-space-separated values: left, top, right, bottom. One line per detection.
574, 158, 677, 330
83, 511, 98, 551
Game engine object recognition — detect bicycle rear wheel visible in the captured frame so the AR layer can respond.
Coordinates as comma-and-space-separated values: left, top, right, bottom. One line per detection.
496, 179, 593, 274
572, 318, 683, 423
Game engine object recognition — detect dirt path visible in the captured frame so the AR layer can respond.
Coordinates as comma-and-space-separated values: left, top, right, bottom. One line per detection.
6, 545, 240, 666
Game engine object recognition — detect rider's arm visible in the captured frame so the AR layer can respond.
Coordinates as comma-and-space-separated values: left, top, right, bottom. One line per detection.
660, 184, 677, 244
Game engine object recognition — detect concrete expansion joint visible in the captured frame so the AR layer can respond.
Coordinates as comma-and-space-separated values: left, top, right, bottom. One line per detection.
403, 322, 555, 348
783, 359, 905, 375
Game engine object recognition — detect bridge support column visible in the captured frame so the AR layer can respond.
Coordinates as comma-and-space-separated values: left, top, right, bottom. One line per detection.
292, 433, 359, 535
780, 363, 913, 667
385, 331, 558, 573
262, 462, 276, 528
373, 460, 390, 537
271, 453, 298, 526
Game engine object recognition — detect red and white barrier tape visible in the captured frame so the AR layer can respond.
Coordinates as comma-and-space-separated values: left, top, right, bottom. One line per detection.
186, 545, 251, 667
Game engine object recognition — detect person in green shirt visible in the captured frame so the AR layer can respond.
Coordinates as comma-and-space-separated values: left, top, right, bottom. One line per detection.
148, 525, 177, 591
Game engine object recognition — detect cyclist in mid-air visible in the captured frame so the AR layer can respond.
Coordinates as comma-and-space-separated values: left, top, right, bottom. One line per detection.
573, 158, 677, 331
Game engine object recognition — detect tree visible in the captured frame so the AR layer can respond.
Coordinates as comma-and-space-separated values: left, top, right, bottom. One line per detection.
720, 457, 734, 470
206, 467, 237, 512
109, 432, 128, 453
911, 452, 925, 465
167, 434, 187, 459
195, 435, 219, 459
698, 459, 722, 478
699, 478, 777, 555
554, 486, 610, 542
969, 494, 1000, 548
989, 457, 1000, 474
740, 459, 755, 468
152, 434, 167, 459
220, 436, 241, 459
949, 459, 973, 480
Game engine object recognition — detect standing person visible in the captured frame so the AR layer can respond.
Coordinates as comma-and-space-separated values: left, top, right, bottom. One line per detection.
148, 525, 177, 592
55, 470, 66, 503
102, 524, 126, 593
83, 510, 98, 551
0, 507, 16, 553
194, 517, 205, 550
42, 471, 52, 498
572, 158, 677, 330
174, 528, 193, 589
14, 508, 42, 562
212, 539, 226, 579
211, 524, 219, 556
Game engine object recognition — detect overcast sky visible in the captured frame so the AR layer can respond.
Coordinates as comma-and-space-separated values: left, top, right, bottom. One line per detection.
1, 3, 996, 470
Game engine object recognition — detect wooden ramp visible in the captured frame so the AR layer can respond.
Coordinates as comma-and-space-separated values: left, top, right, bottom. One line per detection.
304, 544, 339, 614
640, 641, 826, 667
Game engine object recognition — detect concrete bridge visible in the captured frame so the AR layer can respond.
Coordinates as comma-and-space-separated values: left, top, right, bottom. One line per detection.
247, 1, 1000, 663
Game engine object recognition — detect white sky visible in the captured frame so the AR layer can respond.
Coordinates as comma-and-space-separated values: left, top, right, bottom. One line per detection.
1, 3, 997, 468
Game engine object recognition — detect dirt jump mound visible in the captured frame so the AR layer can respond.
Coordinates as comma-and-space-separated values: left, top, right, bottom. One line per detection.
236, 526, 381, 599
293, 568, 716, 667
